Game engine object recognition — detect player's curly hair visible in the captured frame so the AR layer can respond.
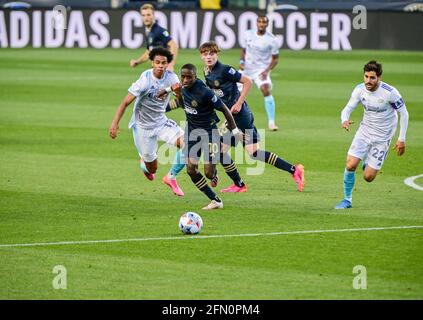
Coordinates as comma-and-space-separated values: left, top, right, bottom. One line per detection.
149, 47, 173, 63
199, 41, 221, 54
364, 60, 383, 76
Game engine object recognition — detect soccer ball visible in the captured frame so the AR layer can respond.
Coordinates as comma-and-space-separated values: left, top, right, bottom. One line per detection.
179, 212, 203, 234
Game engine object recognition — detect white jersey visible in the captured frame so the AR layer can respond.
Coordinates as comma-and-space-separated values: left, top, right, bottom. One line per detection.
128, 69, 179, 130
241, 29, 279, 72
341, 81, 408, 142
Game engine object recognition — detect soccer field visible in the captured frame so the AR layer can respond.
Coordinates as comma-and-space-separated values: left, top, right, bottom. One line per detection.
0, 48, 422, 299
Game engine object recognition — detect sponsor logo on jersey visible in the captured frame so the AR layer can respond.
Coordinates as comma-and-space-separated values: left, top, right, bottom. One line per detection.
212, 89, 224, 97
184, 106, 198, 115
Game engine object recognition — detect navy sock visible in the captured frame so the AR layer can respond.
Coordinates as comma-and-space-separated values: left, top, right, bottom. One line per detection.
220, 152, 245, 187
190, 172, 221, 202
251, 150, 295, 174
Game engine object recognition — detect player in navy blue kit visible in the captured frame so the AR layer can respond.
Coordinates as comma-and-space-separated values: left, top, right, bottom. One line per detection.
160, 64, 245, 210
130, 3, 178, 72
199, 41, 305, 192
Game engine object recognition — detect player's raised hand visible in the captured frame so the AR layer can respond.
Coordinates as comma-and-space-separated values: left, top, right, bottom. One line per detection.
230, 102, 242, 114
394, 140, 406, 156
259, 70, 269, 81
129, 59, 139, 68
171, 83, 182, 97
109, 123, 119, 139
342, 120, 354, 131
156, 89, 167, 99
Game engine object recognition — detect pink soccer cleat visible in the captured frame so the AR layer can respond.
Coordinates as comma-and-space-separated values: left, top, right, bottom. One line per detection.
292, 164, 305, 192
220, 184, 248, 193
162, 175, 184, 196
143, 171, 155, 181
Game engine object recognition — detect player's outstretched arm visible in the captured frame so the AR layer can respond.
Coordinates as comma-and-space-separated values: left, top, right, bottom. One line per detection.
221, 104, 243, 141
167, 40, 179, 72
130, 50, 150, 68
231, 75, 252, 114
239, 48, 246, 71
109, 93, 136, 139
158, 83, 182, 99
342, 120, 354, 131
394, 105, 409, 156
260, 54, 279, 80
340, 88, 360, 131
394, 141, 406, 156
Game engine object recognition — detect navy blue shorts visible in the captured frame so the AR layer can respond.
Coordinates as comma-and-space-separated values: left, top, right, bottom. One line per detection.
184, 126, 221, 164
220, 112, 260, 147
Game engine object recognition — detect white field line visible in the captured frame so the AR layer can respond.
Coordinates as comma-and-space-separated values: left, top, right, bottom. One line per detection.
0, 225, 422, 248
404, 174, 423, 191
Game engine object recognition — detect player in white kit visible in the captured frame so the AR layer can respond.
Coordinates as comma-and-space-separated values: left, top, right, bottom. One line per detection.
335, 61, 409, 209
239, 15, 280, 131
109, 48, 184, 191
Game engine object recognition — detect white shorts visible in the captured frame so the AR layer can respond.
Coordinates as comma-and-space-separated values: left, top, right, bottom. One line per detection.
132, 119, 183, 163
237, 69, 272, 91
348, 130, 391, 170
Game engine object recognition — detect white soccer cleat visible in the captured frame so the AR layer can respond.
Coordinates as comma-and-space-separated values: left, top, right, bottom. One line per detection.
202, 200, 223, 210
268, 123, 279, 131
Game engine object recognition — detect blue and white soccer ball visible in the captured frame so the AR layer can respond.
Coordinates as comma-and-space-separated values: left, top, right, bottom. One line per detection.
179, 212, 203, 234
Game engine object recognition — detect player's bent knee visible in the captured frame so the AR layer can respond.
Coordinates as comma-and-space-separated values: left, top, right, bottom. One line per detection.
186, 165, 198, 177
204, 169, 215, 180
346, 165, 357, 172
364, 174, 376, 182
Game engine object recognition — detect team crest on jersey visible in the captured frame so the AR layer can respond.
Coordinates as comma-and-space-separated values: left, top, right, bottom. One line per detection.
163, 31, 169, 37
191, 100, 198, 108
214, 80, 220, 87
213, 89, 224, 97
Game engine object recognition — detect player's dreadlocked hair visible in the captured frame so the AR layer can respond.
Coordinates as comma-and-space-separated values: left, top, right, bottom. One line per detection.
199, 41, 221, 54
364, 60, 383, 76
149, 47, 173, 63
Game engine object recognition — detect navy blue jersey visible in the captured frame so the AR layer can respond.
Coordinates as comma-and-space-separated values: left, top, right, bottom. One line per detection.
181, 79, 223, 130
203, 60, 253, 119
146, 23, 172, 50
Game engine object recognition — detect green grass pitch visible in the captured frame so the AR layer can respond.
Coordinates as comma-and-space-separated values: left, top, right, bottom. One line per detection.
0, 48, 422, 299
